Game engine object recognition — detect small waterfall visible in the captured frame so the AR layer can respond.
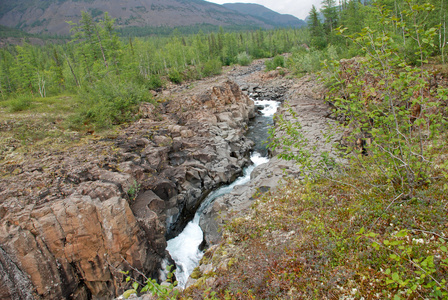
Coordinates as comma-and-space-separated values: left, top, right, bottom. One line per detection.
166, 100, 279, 288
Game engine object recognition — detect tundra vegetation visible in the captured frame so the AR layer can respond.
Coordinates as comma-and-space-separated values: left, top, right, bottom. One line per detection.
0, 0, 447, 298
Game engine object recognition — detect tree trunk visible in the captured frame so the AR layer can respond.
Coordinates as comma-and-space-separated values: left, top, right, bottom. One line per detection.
65, 54, 80, 88
94, 25, 109, 69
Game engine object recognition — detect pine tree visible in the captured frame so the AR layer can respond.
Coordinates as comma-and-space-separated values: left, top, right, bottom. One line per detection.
308, 5, 327, 49
321, 0, 339, 40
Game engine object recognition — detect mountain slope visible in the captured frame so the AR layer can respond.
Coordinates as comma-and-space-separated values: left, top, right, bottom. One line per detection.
0, 0, 273, 35
223, 3, 306, 28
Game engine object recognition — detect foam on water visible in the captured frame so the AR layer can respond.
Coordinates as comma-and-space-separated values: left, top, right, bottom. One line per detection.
166, 222, 204, 286
254, 100, 280, 117
166, 152, 269, 288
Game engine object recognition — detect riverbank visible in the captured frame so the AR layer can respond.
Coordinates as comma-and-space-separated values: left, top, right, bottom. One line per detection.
181, 64, 448, 299
184, 68, 344, 289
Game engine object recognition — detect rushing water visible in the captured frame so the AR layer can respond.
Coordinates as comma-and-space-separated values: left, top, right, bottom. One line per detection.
166, 99, 279, 288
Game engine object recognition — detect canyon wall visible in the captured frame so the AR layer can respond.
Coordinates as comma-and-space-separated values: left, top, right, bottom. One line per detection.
0, 80, 254, 299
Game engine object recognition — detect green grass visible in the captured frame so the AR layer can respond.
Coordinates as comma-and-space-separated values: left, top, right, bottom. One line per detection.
0, 94, 81, 160
0, 75, 155, 162
0, 93, 77, 114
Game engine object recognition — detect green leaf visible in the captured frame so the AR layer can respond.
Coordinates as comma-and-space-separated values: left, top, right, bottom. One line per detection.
366, 232, 378, 238
386, 279, 395, 285
132, 282, 139, 290
123, 289, 137, 299
390, 254, 400, 261
392, 272, 400, 281
441, 246, 447, 253
390, 240, 403, 246
140, 285, 149, 293
395, 230, 408, 238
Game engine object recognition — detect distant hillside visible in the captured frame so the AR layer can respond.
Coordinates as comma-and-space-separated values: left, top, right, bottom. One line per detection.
0, 25, 31, 38
0, 25, 69, 48
223, 3, 306, 28
0, 0, 278, 36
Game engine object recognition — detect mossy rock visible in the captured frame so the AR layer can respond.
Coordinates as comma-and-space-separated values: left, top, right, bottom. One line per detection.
190, 267, 202, 279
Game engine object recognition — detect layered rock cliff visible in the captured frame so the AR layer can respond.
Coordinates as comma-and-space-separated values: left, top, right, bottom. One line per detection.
0, 79, 255, 299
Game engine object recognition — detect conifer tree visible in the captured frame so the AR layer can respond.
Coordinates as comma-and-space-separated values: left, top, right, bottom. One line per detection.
308, 5, 327, 49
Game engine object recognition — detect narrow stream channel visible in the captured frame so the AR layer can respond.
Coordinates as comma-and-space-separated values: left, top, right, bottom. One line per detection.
166, 99, 279, 288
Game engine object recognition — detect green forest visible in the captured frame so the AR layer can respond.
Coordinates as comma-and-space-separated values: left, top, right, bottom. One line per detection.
0, 12, 308, 130
0, 0, 446, 130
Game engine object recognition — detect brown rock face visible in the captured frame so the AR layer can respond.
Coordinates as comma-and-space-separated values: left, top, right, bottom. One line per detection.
0, 195, 164, 299
0, 79, 254, 299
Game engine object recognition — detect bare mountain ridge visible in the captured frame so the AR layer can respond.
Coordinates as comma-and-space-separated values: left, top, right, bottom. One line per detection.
223, 3, 306, 28
0, 0, 304, 36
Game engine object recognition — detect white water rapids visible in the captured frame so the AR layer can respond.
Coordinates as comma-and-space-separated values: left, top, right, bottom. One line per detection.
166, 99, 279, 288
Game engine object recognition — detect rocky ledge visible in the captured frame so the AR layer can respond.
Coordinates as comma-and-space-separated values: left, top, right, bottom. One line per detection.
198, 73, 343, 264
0, 79, 255, 299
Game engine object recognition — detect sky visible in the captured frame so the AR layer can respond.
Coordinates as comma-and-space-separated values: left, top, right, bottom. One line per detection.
206, 0, 322, 20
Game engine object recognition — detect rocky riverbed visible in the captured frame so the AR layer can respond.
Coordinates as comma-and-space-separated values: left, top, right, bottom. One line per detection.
0, 59, 340, 299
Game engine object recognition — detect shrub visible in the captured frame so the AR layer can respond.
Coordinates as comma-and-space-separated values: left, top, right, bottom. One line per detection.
183, 66, 202, 81
69, 75, 153, 130
271, 3, 448, 199
8, 94, 33, 112
202, 59, 222, 77
287, 45, 341, 75
148, 74, 164, 90
236, 52, 252, 66
265, 55, 285, 71
168, 68, 183, 84
323, 18, 447, 197
121, 265, 179, 299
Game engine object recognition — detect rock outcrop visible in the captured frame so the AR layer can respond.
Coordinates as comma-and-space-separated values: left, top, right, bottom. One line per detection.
0, 79, 254, 299
200, 74, 343, 247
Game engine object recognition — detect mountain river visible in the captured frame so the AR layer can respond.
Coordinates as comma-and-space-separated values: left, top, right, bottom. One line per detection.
166, 99, 280, 288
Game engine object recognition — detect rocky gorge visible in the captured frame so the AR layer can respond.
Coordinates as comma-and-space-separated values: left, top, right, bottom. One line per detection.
0, 60, 338, 299
0, 75, 257, 299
